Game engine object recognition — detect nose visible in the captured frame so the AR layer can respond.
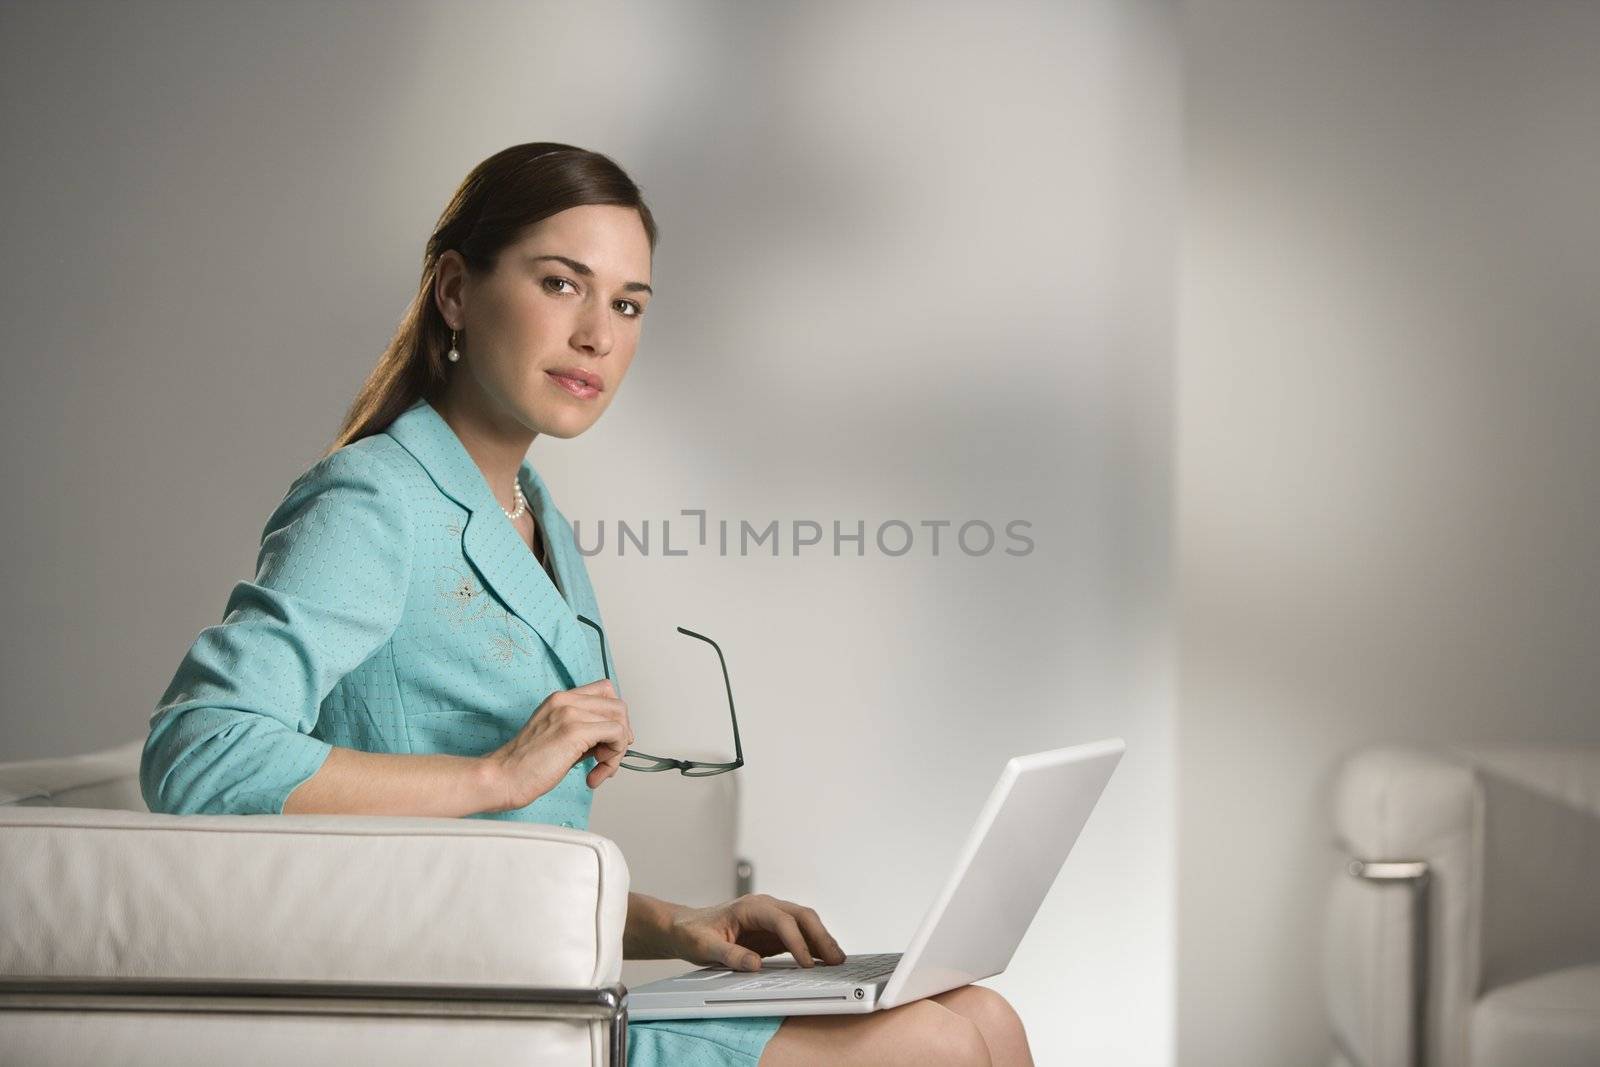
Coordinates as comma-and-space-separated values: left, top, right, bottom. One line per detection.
571, 300, 613, 357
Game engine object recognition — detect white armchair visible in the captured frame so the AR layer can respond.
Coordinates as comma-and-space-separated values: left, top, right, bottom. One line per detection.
1325, 743, 1600, 1067
0, 740, 748, 1066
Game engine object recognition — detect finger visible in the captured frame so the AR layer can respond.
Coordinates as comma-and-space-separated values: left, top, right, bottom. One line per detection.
578, 723, 630, 752
584, 743, 629, 780
565, 716, 634, 750
778, 901, 846, 965
557, 696, 634, 739
585, 734, 629, 782
557, 694, 629, 719
567, 721, 630, 786
587, 738, 629, 771
719, 942, 762, 971
586, 721, 635, 763
571, 678, 617, 696
753, 904, 813, 967
586, 757, 620, 788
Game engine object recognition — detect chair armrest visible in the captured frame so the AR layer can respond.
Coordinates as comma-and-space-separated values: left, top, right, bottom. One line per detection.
0, 806, 630, 989
1327, 746, 1478, 1067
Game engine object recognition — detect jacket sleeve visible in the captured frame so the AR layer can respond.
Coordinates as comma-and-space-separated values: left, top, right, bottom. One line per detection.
141, 446, 416, 815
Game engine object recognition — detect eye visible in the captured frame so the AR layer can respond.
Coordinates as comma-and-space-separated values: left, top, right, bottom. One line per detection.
543, 275, 644, 319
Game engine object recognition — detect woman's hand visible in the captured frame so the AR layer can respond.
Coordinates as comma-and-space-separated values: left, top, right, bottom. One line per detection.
663, 894, 847, 972
483, 678, 634, 811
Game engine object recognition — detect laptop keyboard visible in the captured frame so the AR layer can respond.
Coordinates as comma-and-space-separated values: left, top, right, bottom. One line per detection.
719, 952, 903, 992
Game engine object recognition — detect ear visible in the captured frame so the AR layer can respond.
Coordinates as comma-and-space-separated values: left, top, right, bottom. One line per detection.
433, 249, 468, 331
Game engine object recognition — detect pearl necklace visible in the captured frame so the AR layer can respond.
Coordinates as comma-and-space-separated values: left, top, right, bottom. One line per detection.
503, 480, 528, 521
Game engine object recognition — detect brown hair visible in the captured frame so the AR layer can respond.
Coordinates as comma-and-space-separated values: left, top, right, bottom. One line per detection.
324, 142, 658, 455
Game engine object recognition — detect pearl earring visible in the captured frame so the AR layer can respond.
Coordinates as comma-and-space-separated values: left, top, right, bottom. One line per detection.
447, 328, 461, 363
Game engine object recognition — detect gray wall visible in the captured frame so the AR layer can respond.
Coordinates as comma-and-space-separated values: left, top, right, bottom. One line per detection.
1176, 2, 1600, 1064
0, 3, 1180, 1063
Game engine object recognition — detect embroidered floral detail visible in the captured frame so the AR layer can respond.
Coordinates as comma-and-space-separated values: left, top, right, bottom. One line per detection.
435, 562, 497, 628
438, 517, 538, 665
488, 606, 535, 665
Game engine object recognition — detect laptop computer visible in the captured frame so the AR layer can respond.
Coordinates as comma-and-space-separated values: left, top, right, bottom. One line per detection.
626, 737, 1125, 1020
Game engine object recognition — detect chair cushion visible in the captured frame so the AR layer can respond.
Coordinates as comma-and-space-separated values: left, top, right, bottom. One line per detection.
1470, 963, 1600, 1067
0, 806, 628, 988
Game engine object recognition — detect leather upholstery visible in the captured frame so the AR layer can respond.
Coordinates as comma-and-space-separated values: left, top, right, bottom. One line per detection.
0, 740, 741, 1065
1469, 963, 1600, 1067
0, 805, 629, 987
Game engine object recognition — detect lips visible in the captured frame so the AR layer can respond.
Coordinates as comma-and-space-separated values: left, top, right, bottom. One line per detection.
545, 368, 602, 400
546, 367, 603, 392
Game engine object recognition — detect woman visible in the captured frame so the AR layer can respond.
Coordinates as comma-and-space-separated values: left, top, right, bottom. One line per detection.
140, 142, 1032, 1067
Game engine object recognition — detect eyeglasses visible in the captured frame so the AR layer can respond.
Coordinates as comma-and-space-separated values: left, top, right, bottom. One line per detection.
574, 614, 745, 777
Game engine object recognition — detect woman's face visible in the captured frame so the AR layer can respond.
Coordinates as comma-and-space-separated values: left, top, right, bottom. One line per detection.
437, 204, 652, 439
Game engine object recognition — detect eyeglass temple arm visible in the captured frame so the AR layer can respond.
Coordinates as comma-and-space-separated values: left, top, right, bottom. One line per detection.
575, 614, 610, 678
675, 626, 743, 764
574, 614, 641, 757
574, 615, 743, 765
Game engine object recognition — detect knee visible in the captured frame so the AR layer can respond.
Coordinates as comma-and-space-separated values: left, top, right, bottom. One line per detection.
949, 985, 1026, 1040
895, 1000, 991, 1067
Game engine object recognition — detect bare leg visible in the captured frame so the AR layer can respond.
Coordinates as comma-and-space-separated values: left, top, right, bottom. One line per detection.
928, 986, 1034, 1067
756, 998, 991, 1067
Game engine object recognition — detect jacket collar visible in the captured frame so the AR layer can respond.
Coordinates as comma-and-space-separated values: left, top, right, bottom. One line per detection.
384, 397, 600, 687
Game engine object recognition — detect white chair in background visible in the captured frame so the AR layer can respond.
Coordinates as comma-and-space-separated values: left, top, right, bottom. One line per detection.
1326, 743, 1600, 1067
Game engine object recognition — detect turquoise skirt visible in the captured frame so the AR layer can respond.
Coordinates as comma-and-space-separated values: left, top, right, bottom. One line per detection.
630, 1015, 785, 1066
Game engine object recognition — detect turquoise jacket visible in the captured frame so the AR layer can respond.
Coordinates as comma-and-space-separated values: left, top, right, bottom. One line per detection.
141, 395, 612, 825
141, 396, 785, 1065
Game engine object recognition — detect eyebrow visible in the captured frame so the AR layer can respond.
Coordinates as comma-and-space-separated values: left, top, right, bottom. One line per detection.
526, 254, 653, 296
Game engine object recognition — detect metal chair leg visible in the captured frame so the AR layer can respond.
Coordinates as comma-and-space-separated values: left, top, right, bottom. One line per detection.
1347, 859, 1431, 1067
